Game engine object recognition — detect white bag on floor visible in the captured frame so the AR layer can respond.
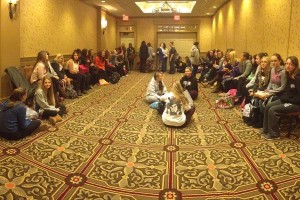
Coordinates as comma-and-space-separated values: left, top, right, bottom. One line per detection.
26, 106, 38, 120
183, 90, 193, 106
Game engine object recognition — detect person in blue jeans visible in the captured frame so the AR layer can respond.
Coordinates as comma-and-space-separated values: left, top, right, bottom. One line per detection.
0, 87, 41, 140
262, 56, 300, 140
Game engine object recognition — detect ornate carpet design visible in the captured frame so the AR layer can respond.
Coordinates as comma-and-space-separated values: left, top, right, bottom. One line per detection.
1, 72, 300, 200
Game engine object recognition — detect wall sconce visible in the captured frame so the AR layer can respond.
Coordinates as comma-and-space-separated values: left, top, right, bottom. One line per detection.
101, 19, 107, 35
9, 0, 18, 19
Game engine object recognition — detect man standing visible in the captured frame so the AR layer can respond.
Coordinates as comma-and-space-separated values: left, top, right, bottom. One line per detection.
169, 42, 177, 74
190, 42, 200, 77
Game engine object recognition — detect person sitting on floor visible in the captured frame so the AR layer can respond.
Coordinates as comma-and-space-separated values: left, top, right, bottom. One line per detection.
35, 76, 67, 126
145, 71, 168, 103
0, 87, 41, 140
175, 56, 187, 73
160, 81, 196, 128
262, 56, 300, 140
180, 67, 199, 100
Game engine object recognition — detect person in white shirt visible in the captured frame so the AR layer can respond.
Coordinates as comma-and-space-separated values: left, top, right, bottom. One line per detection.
160, 81, 195, 127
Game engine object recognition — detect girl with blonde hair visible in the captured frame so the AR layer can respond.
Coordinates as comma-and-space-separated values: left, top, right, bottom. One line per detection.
160, 81, 195, 127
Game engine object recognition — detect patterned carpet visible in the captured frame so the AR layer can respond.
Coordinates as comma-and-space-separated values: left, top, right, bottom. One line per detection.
0, 71, 300, 200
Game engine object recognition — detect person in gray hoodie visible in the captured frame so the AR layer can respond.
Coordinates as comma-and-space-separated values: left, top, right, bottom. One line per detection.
145, 72, 168, 103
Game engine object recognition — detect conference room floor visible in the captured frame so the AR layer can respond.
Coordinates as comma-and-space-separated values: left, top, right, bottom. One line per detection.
0, 71, 299, 200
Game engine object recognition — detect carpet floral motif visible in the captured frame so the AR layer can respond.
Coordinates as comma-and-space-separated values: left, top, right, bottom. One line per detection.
88, 146, 166, 189
0, 72, 299, 199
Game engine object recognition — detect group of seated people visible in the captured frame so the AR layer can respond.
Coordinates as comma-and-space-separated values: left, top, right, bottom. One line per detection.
175, 56, 192, 73
1, 46, 299, 141
41, 47, 129, 100
0, 46, 132, 140
0, 76, 66, 140
197, 49, 300, 140
145, 67, 198, 127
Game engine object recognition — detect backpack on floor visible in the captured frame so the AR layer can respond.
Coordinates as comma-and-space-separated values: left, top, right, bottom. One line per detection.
65, 85, 78, 99
109, 72, 120, 84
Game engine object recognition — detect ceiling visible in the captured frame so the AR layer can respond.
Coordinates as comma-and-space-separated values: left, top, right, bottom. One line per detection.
83, 0, 229, 18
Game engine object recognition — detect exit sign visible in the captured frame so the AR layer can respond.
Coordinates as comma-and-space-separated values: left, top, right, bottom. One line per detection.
174, 15, 180, 20
123, 15, 129, 21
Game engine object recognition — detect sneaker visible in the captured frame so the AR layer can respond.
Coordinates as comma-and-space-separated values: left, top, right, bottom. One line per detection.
77, 91, 83, 96
264, 134, 280, 141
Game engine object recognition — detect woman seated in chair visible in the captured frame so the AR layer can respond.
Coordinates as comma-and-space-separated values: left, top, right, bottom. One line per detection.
35, 76, 66, 126
65, 50, 87, 96
160, 81, 195, 128
0, 88, 41, 140
262, 56, 300, 140
245, 56, 271, 128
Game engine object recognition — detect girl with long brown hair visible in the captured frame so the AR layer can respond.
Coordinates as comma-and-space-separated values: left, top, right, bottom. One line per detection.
34, 76, 66, 125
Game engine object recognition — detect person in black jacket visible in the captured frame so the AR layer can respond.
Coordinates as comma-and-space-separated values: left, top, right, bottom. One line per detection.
262, 56, 300, 140
180, 67, 199, 100
139, 41, 148, 73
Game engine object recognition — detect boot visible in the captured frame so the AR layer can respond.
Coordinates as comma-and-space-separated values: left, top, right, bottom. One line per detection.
211, 82, 221, 93
49, 115, 62, 126
251, 107, 260, 127
253, 113, 263, 128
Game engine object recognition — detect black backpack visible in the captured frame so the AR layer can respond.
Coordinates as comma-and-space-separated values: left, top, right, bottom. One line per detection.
109, 72, 120, 84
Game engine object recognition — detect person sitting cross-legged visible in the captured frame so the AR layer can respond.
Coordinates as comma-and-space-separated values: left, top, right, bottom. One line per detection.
180, 67, 198, 100
160, 81, 196, 128
0, 87, 41, 140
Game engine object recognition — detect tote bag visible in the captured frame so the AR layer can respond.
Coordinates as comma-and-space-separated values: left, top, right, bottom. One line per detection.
183, 90, 194, 106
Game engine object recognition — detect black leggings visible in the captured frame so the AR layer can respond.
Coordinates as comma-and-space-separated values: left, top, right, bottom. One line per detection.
41, 105, 66, 119
0, 120, 41, 140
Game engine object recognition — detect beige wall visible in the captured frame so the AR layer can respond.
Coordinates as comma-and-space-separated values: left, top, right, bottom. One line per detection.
0, 0, 105, 99
99, 11, 117, 51
0, 0, 20, 98
117, 17, 212, 53
212, 0, 300, 58
20, 0, 98, 57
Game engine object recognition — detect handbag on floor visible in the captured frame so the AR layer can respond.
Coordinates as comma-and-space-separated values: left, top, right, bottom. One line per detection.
65, 85, 78, 99
79, 65, 89, 74
109, 72, 120, 84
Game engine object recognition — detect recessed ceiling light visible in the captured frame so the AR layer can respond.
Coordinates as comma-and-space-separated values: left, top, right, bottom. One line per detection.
101, 1, 106, 2
213, 6, 217, 9
206, 13, 210, 15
